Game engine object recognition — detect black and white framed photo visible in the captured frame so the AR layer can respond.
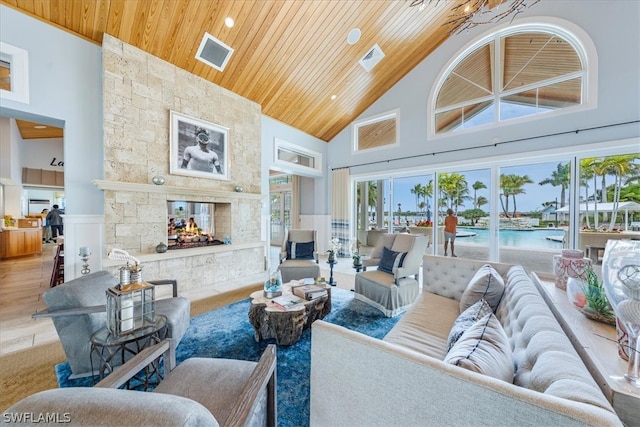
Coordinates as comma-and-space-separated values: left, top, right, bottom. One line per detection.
169, 111, 229, 181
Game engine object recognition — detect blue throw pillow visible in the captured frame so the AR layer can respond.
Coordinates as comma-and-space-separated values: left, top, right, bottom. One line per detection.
377, 246, 407, 275
287, 241, 314, 260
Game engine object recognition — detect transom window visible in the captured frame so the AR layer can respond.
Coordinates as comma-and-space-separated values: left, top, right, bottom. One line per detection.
433, 25, 588, 134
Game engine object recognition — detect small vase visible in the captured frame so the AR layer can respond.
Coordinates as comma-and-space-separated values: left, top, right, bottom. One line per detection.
328, 252, 336, 263
264, 270, 282, 298
553, 253, 591, 290
155, 242, 168, 253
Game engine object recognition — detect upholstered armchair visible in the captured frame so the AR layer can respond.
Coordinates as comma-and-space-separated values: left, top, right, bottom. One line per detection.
277, 229, 320, 283
354, 234, 429, 317
2, 340, 277, 426
33, 271, 190, 378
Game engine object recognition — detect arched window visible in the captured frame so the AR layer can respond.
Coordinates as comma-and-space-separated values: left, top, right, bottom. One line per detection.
432, 22, 594, 134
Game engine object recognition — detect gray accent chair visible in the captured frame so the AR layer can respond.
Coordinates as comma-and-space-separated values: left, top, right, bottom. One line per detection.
33, 271, 190, 378
354, 233, 429, 317
2, 341, 277, 427
277, 229, 320, 283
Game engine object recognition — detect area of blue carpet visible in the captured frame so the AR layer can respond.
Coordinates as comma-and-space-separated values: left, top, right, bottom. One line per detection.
55, 288, 402, 426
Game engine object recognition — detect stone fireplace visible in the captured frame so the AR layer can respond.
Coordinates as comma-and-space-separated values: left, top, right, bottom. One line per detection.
98, 35, 266, 294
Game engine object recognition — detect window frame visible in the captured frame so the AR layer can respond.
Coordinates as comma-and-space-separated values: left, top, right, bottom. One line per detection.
0, 42, 29, 104
352, 108, 400, 154
272, 137, 323, 178
429, 18, 598, 138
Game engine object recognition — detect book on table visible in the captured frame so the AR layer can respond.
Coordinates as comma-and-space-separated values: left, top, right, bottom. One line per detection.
292, 283, 328, 301
271, 295, 305, 311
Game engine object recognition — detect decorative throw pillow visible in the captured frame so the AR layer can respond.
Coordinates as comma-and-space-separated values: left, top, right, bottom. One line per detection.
444, 313, 514, 383
286, 241, 314, 260
446, 299, 493, 353
459, 264, 505, 312
377, 246, 407, 275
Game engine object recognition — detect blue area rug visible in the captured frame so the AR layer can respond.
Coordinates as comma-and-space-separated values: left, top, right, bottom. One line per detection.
55, 288, 402, 426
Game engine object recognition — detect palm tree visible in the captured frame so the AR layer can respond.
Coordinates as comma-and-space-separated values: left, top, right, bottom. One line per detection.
500, 174, 533, 217
410, 184, 423, 215
579, 158, 595, 228
357, 181, 378, 227
499, 174, 515, 217
419, 180, 434, 220
510, 174, 534, 217
476, 196, 488, 210
607, 154, 640, 229
472, 180, 487, 209
538, 163, 570, 208
438, 173, 468, 214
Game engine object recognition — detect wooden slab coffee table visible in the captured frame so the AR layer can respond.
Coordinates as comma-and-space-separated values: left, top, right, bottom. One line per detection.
248, 281, 331, 346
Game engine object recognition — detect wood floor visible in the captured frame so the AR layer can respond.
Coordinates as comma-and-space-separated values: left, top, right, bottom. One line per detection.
0, 244, 356, 356
0, 243, 59, 355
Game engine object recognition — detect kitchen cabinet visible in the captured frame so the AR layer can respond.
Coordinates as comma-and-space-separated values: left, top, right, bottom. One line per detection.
0, 228, 43, 259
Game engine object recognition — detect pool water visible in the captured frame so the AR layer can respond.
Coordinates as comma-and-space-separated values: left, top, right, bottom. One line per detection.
457, 227, 565, 250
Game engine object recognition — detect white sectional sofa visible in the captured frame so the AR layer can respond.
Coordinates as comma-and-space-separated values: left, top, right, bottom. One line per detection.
310, 255, 623, 426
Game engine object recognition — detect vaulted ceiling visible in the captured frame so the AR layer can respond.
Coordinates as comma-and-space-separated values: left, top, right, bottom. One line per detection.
1, 0, 475, 142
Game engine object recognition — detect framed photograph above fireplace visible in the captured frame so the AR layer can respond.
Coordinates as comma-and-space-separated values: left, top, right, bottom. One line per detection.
169, 111, 229, 181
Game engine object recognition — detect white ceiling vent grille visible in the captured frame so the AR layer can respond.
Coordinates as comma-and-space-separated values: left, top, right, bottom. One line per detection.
359, 44, 385, 72
195, 32, 234, 72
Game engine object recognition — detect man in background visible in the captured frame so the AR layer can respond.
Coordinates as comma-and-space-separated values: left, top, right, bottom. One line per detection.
46, 204, 64, 242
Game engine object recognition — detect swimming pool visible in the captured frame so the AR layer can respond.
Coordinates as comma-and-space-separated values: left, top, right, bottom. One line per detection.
456, 227, 566, 250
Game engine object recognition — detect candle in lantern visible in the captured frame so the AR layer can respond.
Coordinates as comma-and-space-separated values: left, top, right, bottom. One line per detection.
120, 299, 134, 332
79, 246, 91, 256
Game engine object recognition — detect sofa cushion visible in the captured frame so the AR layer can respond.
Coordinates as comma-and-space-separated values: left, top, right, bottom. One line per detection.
377, 246, 407, 275
286, 241, 314, 260
383, 292, 459, 359
444, 313, 514, 383
460, 264, 505, 312
446, 298, 493, 352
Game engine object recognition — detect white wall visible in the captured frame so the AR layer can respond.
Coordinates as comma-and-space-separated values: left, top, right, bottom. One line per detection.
1, 5, 103, 278
327, 1, 640, 175
261, 115, 328, 213
0, 4, 103, 216
21, 137, 64, 171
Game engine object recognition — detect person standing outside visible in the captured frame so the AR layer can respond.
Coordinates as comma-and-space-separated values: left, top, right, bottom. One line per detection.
181, 127, 222, 173
444, 208, 458, 257
46, 204, 64, 242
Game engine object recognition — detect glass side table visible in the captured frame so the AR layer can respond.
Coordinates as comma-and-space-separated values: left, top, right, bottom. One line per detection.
90, 314, 167, 390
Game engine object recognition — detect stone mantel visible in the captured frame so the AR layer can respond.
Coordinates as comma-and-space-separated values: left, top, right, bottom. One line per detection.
93, 180, 265, 201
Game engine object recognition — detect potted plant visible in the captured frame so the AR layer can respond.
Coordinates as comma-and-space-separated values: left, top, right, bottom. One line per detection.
567, 267, 615, 325
350, 240, 362, 267
327, 238, 340, 263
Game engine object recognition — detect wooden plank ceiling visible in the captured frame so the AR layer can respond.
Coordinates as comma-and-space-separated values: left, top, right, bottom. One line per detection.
1, 0, 467, 142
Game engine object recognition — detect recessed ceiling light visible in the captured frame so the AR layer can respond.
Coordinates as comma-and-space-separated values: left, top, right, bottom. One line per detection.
330, 95, 337, 101
224, 17, 234, 28
347, 28, 361, 45
34, 125, 47, 129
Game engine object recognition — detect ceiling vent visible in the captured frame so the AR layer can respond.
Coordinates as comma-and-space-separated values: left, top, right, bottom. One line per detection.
195, 33, 234, 72
359, 44, 385, 72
